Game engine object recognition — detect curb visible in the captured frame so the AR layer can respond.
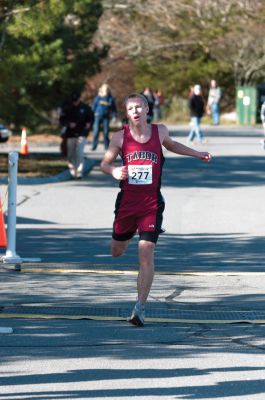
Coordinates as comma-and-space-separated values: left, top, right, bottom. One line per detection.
0, 157, 98, 185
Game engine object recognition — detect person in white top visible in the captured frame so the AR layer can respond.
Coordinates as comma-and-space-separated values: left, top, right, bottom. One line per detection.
207, 80, 222, 125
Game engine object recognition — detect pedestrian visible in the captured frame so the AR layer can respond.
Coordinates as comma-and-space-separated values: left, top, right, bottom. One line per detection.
158, 90, 165, 119
187, 84, 205, 144
153, 90, 162, 121
260, 100, 265, 149
188, 86, 194, 98
59, 91, 93, 179
141, 87, 155, 123
207, 79, 222, 125
100, 92, 212, 327
91, 83, 117, 150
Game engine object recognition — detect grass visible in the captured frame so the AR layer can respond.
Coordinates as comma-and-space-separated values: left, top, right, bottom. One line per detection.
0, 153, 68, 178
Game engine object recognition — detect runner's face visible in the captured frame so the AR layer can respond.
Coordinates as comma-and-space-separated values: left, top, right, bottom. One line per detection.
126, 98, 148, 124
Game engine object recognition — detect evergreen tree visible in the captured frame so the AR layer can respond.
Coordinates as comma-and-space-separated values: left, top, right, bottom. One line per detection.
0, 0, 105, 129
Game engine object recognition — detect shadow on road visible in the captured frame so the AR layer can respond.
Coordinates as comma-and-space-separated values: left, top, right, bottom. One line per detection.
16, 226, 265, 272
81, 155, 265, 189
0, 367, 265, 399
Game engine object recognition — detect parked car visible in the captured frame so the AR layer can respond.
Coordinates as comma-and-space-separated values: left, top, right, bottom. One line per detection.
0, 124, 12, 143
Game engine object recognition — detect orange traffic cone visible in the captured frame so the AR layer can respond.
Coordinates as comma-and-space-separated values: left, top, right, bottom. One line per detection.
20, 127, 29, 155
0, 196, 7, 248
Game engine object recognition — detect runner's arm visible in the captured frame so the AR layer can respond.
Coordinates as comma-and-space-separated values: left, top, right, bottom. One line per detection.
100, 131, 128, 180
159, 124, 212, 163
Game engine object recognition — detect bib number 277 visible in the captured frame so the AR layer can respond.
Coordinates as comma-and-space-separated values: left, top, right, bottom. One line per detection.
128, 165, 152, 185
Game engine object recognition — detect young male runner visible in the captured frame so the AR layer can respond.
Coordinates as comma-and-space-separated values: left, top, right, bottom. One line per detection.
101, 93, 212, 327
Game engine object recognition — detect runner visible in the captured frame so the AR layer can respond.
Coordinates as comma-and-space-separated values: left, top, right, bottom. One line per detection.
100, 93, 212, 327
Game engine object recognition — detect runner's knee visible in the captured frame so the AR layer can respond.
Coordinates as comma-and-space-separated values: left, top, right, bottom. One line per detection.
111, 240, 128, 257
139, 240, 155, 266
112, 246, 124, 257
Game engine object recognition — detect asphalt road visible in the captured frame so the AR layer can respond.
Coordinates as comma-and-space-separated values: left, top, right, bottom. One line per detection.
0, 124, 265, 400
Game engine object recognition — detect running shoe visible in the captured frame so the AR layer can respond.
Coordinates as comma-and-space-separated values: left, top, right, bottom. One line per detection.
128, 302, 145, 327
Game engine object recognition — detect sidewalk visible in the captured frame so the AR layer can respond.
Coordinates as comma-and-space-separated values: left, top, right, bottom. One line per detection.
1, 126, 265, 399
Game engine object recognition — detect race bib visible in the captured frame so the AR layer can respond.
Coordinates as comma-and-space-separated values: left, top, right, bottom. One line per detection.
128, 165, 152, 185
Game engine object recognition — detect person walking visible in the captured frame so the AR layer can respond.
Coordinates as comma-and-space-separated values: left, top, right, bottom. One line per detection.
207, 79, 222, 125
91, 83, 117, 150
142, 87, 155, 123
100, 93, 212, 327
260, 100, 265, 149
153, 90, 163, 121
187, 84, 205, 144
59, 91, 93, 179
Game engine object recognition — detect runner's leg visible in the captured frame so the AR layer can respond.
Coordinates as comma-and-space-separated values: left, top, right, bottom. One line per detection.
137, 240, 155, 304
111, 238, 130, 257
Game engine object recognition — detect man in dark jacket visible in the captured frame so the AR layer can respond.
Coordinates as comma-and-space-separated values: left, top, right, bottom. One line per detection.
59, 91, 93, 178
187, 85, 205, 144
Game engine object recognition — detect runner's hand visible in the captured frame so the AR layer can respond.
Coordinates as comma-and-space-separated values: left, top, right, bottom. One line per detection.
112, 166, 128, 180
198, 152, 212, 163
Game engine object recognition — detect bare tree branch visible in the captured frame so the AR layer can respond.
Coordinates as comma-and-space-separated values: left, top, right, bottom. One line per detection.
98, 0, 265, 84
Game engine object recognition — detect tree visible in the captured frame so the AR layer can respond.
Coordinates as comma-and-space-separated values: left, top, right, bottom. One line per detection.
0, 0, 105, 129
98, 0, 265, 107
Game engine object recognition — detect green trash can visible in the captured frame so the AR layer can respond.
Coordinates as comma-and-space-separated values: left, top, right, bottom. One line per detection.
236, 86, 257, 125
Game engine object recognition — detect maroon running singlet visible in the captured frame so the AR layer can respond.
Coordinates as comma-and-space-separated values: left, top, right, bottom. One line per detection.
112, 124, 165, 243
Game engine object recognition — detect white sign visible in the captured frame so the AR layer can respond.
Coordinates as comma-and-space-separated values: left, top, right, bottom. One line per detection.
128, 165, 152, 185
243, 96, 250, 106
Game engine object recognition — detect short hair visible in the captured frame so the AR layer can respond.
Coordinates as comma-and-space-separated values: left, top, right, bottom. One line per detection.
193, 84, 201, 91
71, 91, 81, 101
124, 93, 149, 108
99, 83, 110, 96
